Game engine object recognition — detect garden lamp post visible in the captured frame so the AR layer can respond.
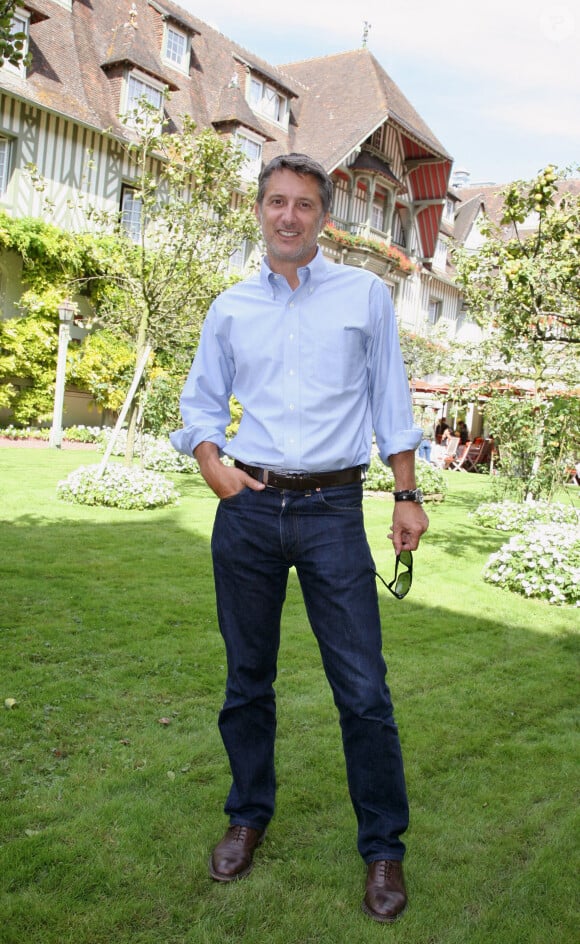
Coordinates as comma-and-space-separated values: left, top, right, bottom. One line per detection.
48, 298, 77, 449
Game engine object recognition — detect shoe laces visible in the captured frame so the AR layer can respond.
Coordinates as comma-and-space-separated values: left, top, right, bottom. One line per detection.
230, 825, 249, 843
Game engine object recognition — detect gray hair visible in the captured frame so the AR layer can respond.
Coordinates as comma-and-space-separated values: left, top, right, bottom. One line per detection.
257, 153, 333, 214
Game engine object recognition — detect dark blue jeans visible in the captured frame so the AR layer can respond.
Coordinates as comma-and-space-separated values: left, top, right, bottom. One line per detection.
210, 481, 409, 862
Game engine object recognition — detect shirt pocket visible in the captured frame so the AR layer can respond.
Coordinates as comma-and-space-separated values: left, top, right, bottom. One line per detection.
313, 325, 367, 388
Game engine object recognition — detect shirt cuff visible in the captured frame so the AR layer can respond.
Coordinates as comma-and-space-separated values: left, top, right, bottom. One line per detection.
379, 427, 423, 464
169, 428, 225, 457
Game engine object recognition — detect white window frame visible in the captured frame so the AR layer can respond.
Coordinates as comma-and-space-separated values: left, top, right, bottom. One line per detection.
162, 23, 189, 73
391, 209, 406, 247
2, 9, 30, 75
371, 190, 387, 233
433, 236, 448, 271
0, 137, 12, 196
246, 76, 288, 127
428, 298, 443, 326
123, 69, 165, 131
229, 238, 253, 272
120, 185, 143, 242
234, 130, 263, 181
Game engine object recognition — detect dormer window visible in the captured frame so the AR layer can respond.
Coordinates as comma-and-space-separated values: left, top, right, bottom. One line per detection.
248, 77, 288, 126
123, 70, 165, 131
162, 23, 189, 72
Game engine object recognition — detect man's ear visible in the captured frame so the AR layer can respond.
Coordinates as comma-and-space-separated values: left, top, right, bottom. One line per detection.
254, 202, 262, 223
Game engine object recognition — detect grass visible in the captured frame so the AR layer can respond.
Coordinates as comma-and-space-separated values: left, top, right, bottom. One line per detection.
1, 446, 578, 944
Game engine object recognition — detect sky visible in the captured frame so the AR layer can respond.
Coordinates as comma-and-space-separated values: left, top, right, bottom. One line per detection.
179, 0, 580, 186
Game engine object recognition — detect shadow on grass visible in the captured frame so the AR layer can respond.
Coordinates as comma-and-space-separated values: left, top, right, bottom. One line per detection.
1, 501, 579, 944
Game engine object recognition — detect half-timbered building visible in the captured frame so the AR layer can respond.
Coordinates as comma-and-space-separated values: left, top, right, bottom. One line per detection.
0, 0, 476, 423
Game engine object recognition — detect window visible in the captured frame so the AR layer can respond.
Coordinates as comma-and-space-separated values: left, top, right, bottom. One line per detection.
3, 9, 30, 73
331, 176, 350, 223
391, 210, 406, 247
124, 71, 165, 129
235, 131, 262, 181
371, 127, 385, 151
428, 298, 442, 326
120, 186, 142, 241
433, 237, 448, 270
371, 192, 387, 233
163, 24, 188, 71
247, 77, 288, 126
0, 138, 12, 195
230, 239, 252, 272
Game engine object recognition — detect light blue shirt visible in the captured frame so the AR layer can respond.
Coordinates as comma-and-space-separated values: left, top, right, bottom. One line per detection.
170, 249, 421, 471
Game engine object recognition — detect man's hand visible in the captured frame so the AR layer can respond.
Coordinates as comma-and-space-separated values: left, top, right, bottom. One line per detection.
194, 441, 265, 500
387, 449, 429, 554
388, 501, 429, 555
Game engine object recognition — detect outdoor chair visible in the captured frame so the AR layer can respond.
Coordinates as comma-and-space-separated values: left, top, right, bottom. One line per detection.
462, 439, 493, 473
434, 436, 460, 467
447, 441, 472, 470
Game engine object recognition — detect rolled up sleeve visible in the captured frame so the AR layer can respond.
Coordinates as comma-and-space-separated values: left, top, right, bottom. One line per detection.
170, 308, 233, 457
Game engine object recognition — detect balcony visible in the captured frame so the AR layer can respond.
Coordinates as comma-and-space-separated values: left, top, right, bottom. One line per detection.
323, 223, 416, 277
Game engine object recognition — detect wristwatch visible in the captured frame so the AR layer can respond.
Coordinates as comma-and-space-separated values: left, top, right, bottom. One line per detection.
393, 488, 424, 504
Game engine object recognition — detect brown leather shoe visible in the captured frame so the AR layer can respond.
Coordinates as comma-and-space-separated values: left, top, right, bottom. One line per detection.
209, 825, 266, 882
362, 859, 407, 923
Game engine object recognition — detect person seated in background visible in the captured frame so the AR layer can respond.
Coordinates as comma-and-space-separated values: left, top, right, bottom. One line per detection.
435, 419, 449, 444
441, 425, 455, 444
457, 421, 469, 445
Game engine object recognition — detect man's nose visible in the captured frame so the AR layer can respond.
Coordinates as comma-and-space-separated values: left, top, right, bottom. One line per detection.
281, 202, 298, 222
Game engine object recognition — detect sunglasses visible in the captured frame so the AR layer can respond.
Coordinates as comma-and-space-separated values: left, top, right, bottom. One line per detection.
375, 550, 413, 600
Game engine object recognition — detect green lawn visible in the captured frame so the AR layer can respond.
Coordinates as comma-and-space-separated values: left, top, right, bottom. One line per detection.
1, 447, 578, 944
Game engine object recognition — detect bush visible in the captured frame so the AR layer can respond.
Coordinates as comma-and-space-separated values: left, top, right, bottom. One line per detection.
483, 523, 580, 606
0, 425, 48, 440
142, 373, 184, 437
0, 424, 103, 442
142, 439, 198, 474
364, 455, 447, 498
471, 499, 580, 532
97, 428, 197, 473
57, 463, 179, 510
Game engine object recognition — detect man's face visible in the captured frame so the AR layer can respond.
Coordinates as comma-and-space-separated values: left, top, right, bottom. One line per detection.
255, 168, 329, 272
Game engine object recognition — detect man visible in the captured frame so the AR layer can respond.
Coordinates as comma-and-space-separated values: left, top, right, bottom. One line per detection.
171, 153, 428, 923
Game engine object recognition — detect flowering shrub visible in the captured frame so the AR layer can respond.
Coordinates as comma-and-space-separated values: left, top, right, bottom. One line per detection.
1, 424, 103, 442
97, 429, 197, 473
365, 455, 447, 498
57, 463, 179, 510
323, 224, 417, 274
483, 523, 580, 606
471, 500, 580, 532
96, 428, 157, 455
142, 440, 198, 473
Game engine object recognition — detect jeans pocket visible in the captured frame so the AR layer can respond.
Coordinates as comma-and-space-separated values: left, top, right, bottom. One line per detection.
316, 483, 363, 511
220, 486, 250, 504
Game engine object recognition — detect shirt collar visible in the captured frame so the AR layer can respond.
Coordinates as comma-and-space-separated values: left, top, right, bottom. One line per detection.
260, 246, 328, 297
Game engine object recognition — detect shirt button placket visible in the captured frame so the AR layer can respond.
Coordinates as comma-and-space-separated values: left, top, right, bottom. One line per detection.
284, 299, 300, 467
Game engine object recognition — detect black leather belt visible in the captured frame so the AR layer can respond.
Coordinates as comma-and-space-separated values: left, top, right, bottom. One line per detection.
234, 460, 363, 491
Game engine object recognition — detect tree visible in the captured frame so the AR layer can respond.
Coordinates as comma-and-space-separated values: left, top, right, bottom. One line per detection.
82, 105, 259, 459
453, 166, 580, 498
0, 215, 117, 423
0, 1, 29, 68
